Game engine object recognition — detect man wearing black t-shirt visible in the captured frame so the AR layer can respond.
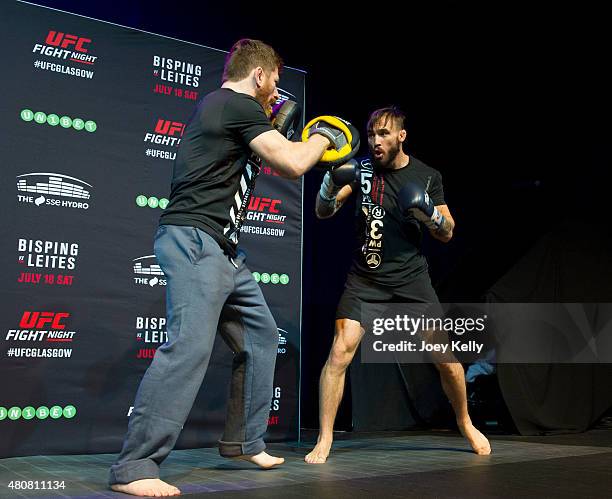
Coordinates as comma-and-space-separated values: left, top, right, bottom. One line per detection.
306, 106, 491, 464
109, 39, 339, 497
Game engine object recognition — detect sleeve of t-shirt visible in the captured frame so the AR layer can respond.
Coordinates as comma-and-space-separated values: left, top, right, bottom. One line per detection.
223, 93, 274, 144
429, 171, 446, 205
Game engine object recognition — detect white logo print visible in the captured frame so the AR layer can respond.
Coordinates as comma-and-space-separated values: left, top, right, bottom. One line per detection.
133, 256, 166, 287
17, 173, 92, 210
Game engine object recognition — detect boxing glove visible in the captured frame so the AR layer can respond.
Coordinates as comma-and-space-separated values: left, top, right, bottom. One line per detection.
319, 160, 359, 201
398, 182, 445, 230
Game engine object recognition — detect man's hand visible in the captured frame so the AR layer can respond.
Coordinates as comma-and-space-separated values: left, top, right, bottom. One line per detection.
398, 182, 445, 230
316, 160, 359, 218
302, 116, 360, 168
271, 100, 301, 140
398, 182, 454, 241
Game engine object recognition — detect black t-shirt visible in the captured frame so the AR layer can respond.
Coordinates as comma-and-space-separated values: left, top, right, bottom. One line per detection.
159, 88, 273, 255
350, 156, 445, 286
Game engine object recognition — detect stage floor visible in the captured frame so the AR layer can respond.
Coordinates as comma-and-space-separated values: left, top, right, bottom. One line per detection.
1, 428, 612, 498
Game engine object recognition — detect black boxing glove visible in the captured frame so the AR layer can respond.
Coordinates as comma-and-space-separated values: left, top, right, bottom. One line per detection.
316, 160, 359, 218
319, 160, 359, 201
271, 100, 301, 140
397, 182, 445, 230
331, 160, 361, 187
249, 100, 302, 171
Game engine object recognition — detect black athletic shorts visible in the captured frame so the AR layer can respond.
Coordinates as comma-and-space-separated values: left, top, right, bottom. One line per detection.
336, 270, 440, 323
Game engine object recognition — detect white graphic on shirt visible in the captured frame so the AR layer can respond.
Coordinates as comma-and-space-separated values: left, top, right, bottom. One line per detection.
224, 160, 259, 244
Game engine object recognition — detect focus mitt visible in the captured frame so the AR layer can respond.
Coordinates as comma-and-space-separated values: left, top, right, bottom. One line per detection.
302, 115, 360, 169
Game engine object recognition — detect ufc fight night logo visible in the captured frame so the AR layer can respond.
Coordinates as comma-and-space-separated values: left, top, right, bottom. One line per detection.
19, 311, 69, 330
144, 118, 185, 160
32, 30, 98, 78
246, 197, 286, 225
5, 311, 77, 346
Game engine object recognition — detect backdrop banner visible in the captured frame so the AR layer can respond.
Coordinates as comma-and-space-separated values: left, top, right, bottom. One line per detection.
0, 0, 304, 457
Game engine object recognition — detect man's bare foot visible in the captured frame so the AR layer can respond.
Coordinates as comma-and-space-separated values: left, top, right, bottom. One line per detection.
235, 451, 284, 469
110, 478, 180, 497
458, 421, 492, 455
304, 438, 332, 464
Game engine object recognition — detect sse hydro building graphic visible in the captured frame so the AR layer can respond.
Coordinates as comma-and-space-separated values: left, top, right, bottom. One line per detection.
17, 173, 92, 210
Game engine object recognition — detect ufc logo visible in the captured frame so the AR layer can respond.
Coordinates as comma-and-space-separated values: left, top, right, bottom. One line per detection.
248, 197, 281, 213
19, 311, 70, 330
45, 31, 91, 52
154, 120, 185, 136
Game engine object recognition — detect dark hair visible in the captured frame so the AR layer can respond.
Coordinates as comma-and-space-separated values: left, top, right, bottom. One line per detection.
222, 39, 283, 83
367, 106, 406, 132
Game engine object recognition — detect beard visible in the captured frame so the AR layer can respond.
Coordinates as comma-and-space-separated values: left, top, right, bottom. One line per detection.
255, 87, 274, 117
372, 140, 401, 169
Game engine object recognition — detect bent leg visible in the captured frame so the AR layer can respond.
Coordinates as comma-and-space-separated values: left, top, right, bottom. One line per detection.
110, 226, 234, 487
434, 361, 491, 455
217, 257, 283, 468
305, 318, 364, 464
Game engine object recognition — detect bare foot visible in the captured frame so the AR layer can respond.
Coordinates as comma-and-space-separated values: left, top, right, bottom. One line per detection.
235, 451, 284, 469
111, 478, 180, 497
458, 421, 492, 455
304, 438, 332, 464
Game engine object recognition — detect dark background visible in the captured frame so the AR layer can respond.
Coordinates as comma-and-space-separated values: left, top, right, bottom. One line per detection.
24, 0, 609, 431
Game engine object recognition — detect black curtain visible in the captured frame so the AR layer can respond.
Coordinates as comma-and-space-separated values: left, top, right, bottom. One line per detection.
488, 217, 612, 435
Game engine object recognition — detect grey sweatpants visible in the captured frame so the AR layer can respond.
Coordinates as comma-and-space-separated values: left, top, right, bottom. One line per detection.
109, 225, 278, 485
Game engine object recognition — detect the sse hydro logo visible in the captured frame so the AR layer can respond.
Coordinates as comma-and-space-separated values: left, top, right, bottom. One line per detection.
135, 316, 167, 360
277, 328, 288, 355
32, 30, 98, 79
133, 255, 167, 287
17, 238, 78, 286
252, 272, 290, 285
17, 173, 92, 210
0, 405, 76, 421
152, 55, 201, 101
21, 109, 97, 132
241, 197, 287, 238
136, 195, 169, 210
5, 311, 76, 359
144, 118, 185, 161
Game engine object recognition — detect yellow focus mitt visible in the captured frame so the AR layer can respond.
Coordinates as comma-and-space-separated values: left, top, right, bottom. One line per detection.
302, 116, 360, 168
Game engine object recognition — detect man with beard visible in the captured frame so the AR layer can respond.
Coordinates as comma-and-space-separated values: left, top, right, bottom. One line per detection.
109, 39, 352, 497
305, 106, 491, 464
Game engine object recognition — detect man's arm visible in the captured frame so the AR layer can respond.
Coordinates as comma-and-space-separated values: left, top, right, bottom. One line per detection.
249, 129, 329, 179
316, 183, 354, 218
429, 204, 455, 243
397, 182, 455, 243
315, 160, 360, 218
